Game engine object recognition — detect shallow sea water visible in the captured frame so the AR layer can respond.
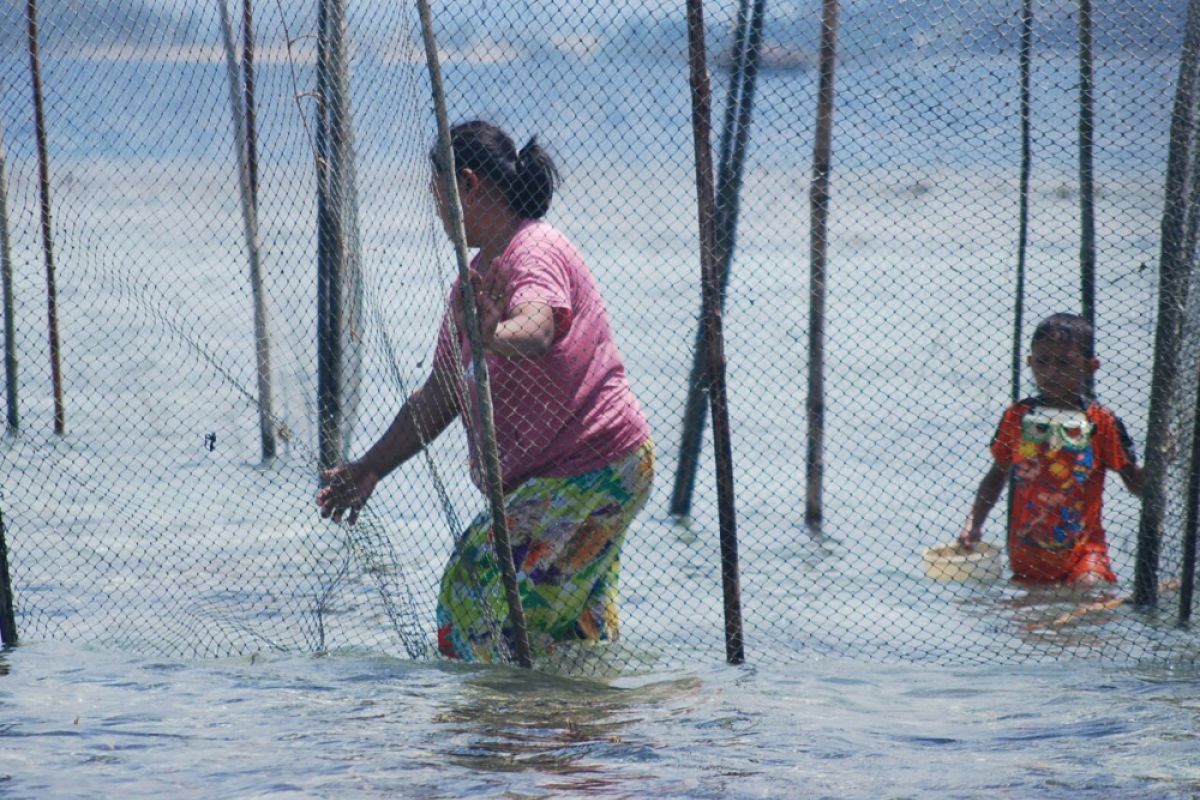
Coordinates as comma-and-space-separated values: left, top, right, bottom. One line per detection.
1, 640, 1198, 799
1, 14, 1197, 798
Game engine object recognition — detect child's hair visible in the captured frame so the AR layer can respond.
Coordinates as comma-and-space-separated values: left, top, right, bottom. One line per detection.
1031, 312, 1094, 358
430, 120, 559, 219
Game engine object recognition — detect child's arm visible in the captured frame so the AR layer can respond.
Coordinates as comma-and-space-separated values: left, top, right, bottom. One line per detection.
959, 460, 1011, 547
1118, 462, 1144, 497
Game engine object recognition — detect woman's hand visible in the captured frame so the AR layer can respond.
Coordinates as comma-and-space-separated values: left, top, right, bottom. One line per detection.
316, 461, 380, 525
454, 262, 507, 348
474, 263, 508, 349
455, 262, 555, 357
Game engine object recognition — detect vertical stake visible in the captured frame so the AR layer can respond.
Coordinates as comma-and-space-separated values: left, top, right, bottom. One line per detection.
0, 501, 16, 645
414, 0, 531, 668
218, 0, 276, 463
1178, 358, 1200, 625
1077, 0, 1098, 394
0, 109, 18, 433
315, 0, 347, 472
25, 0, 64, 434
685, 0, 745, 665
804, 0, 840, 528
1135, 0, 1200, 608
671, 0, 765, 520
1008, 0, 1034, 537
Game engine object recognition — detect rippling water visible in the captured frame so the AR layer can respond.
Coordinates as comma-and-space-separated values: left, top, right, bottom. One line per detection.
1, 640, 1197, 798
1, 13, 1198, 796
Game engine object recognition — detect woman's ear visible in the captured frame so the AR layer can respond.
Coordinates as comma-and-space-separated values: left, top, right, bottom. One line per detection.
457, 168, 481, 196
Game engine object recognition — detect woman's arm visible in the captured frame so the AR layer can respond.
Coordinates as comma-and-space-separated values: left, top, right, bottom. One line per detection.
483, 301, 556, 358
468, 266, 557, 358
317, 368, 460, 523
359, 368, 461, 479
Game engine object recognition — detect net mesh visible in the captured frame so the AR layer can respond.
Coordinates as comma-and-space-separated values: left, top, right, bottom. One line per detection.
0, 0, 1198, 672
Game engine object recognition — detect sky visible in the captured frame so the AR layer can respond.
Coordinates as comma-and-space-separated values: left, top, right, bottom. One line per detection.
0, 0, 1188, 61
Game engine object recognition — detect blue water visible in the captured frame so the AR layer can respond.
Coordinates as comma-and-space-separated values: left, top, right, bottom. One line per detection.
1, 641, 1199, 798
1, 3, 1199, 795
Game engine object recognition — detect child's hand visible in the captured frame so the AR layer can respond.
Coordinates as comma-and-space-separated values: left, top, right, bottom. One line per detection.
958, 513, 982, 550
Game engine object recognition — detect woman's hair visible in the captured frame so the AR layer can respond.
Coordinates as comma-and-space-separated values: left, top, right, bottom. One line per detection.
430, 120, 559, 219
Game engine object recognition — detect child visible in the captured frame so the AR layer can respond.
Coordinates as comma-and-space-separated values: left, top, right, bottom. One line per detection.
959, 313, 1143, 587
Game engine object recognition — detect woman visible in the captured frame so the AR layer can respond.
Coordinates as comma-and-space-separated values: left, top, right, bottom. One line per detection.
317, 120, 653, 662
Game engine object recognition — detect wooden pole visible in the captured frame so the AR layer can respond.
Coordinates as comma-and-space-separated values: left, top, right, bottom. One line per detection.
670, 0, 765, 520
1012, 0, 1033, 405
804, 0, 840, 527
218, 0, 276, 463
414, 0, 531, 668
241, 0, 261, 211
25, 0, 64, 435
1135, 0, 1200, 608
1076, 0, 1097, 381
685, 0, 745, 665
1007, 0, 1034, 535
315, 0, 346, 472
1178, 356, 1200, 625
0, 110, 18, 433
714, 0, 764, 305
0, 501, 15, 645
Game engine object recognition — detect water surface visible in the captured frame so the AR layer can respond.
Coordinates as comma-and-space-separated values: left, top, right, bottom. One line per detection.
1, 641, 1198, 798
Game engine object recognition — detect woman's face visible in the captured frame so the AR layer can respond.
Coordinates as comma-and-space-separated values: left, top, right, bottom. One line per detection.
430, 166, 485, 246
430, 168, 453, 237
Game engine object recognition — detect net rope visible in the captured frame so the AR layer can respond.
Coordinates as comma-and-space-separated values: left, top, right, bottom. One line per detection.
0, 0, 1197, 673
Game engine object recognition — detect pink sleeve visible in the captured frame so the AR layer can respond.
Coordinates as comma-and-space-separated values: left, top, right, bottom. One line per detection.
504, 244, 571, 313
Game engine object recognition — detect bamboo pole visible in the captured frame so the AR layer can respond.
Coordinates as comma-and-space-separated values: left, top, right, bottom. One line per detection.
25, 0, 64, 435
414, 0, 531, 668
685, 0, 744, 665
804, 0, 839, 527
1135, 0, 1200, 608
315, 0, 346, 472
0, 111, 17, 433
218, 0, 276, 463
0, 501, 14, 645
1076, 0, 1097, 382
670, 0, 765, 520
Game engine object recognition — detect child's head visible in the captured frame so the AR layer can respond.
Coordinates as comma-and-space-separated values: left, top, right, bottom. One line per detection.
1028, 313, 1099, 405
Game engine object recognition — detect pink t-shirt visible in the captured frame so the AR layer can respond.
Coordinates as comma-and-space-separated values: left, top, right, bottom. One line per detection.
433, 220, 649, 491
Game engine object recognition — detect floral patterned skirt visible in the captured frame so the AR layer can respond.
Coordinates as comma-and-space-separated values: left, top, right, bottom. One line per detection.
436, 439, 654, 662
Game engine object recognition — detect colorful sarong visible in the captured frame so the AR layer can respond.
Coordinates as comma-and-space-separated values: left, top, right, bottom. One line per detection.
436, 439, 654, 662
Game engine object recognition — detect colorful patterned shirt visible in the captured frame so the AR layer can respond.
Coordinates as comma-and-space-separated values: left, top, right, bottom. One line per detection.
990, 396, 1137, 582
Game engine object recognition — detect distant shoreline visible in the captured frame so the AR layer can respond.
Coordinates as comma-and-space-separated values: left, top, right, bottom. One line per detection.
714, 41, 815, 73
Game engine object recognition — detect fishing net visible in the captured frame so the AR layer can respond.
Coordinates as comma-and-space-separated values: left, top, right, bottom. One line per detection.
0, 0, 1198, 672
